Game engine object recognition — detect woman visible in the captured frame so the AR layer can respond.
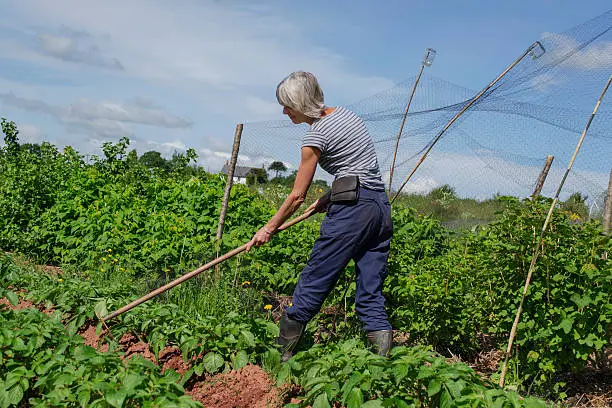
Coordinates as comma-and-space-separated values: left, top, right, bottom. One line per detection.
246, 71, 394, 361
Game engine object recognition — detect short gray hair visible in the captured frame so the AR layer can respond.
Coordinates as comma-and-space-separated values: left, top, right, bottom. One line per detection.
276, 71, 326, 119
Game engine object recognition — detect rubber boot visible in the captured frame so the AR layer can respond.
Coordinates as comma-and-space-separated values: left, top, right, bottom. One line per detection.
276, 313, 304, 362
367, 330, 393, 357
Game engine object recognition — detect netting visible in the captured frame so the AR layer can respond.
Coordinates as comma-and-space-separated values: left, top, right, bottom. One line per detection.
237, 10, 612, 210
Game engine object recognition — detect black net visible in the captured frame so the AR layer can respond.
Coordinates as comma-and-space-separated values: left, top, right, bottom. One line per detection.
237, 10, 612, 209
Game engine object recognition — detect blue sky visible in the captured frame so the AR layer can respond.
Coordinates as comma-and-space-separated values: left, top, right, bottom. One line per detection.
0, 1, 610, 200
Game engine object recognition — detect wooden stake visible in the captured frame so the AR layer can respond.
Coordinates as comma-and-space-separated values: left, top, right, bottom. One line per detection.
603, 168, 612, 235
215, 124, 243, 279
217, 123, 243, 242
499, 74, 612, 388
531, 155, 554, 198
390, 41, 545, 204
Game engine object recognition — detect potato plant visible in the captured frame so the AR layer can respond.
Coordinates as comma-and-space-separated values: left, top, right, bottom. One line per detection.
1, 121, 609, 402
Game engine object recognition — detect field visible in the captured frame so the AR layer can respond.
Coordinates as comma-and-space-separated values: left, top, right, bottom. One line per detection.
1, 122, 610, 407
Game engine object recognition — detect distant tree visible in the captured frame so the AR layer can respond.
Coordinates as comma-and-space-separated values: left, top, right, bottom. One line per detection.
246, 167, 268, 186
20, 143, 43, 157
169, 148, 199, 175
140, 150, 170, 171
272, 170, 298, 187
1, 118, 19, 157
268, 161, 287, 178
427, 184, 457, 200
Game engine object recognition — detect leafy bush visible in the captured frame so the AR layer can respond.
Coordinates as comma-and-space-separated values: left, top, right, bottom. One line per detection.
0, 307, 202, 407
387, 198, 611, 395
0, 119, 83, 251
277, 340, 549, 407
473, 198, 611, 395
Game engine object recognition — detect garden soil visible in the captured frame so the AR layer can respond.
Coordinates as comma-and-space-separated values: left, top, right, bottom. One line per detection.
77, 319, 286, 407
2, 295, 610, 407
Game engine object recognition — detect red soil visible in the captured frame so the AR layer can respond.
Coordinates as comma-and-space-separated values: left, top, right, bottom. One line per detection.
76, 322, 283, 407
0, 297, 36, 310
0, 296, 55, 316
187, 364, 283, 408
2, 295, 284, 407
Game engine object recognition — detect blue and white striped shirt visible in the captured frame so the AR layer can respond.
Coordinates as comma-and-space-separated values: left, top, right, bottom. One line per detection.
302, 106, 385, 191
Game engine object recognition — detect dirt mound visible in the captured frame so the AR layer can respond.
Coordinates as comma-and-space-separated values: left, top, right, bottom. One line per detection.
0, 297, 36, 310
118, 332, 157, 363
79, 324, 110, 352
159, 346, 191, 375
0, 296, 54, 315
187, 364, 282, 408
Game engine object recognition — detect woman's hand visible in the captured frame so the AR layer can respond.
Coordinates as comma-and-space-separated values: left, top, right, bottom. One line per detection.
246, 226, 274, 252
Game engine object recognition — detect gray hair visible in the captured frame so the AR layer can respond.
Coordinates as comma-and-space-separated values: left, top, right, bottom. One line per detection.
276, 71, 326, 119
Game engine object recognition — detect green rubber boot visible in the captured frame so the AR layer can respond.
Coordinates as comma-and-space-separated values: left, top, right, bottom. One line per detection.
276, 314, 304, 362
367, 330, 393, 357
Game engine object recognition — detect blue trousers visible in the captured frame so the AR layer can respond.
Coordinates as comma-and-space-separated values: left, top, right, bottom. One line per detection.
285, 187, 394, 332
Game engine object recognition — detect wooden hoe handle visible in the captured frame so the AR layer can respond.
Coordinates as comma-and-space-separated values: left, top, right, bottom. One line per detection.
102, 209, 316, 322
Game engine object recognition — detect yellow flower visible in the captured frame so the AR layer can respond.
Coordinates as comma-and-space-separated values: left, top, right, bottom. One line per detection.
288, 302, 293, 307
100, 268, 105, 272
242, 281, 251, 286
119, 268, 125, 272
264, 304, 272, 311
102, 257, 107, 262
58, 278, 63, 283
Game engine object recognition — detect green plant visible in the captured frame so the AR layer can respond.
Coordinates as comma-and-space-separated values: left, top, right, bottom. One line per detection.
0, 307, 203, 407
277, 340, 550, 407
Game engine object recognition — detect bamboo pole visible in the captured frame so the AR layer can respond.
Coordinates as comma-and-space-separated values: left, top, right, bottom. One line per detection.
216, 124, 243, 242
531, 155, 554, 198
499, 74, 612, 388
388, 48, 435, 198
102, 207, 318, 322
603, 168, 612, 235
390, 41, 545, 204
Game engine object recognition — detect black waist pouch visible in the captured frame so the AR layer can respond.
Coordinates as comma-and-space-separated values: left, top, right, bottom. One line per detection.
331, 175, 360, 203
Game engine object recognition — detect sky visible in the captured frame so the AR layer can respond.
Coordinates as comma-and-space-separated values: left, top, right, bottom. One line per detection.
0, 0, 610, 200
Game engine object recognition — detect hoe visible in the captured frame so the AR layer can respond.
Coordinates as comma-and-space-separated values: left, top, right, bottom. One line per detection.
101, 207, 317, 323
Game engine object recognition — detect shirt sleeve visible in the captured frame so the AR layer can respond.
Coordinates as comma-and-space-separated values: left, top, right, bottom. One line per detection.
302, 130, 327, 152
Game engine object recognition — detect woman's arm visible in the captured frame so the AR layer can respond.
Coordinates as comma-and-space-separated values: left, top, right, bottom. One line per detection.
246, 146, 320, 251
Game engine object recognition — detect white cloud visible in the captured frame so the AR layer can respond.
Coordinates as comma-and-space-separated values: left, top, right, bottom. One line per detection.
389, 151, 610, 202
199, 148, 250, 162
63, 117, 133, 139
0, 92, 192, 137
37, 30, 124, 70
147, 139, 187, 152
245, 96, 281, 117
7, 0, 393, 102
540, 32, 612, 70
1, 0, 397, 176
529, 72, 562, 92
195, 147, 253, 172
14, 123, 43, 144
67, 99, 192, 128
398, 177, 440, 195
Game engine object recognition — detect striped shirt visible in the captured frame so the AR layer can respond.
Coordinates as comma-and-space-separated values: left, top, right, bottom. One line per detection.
302, 106, 385, 191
